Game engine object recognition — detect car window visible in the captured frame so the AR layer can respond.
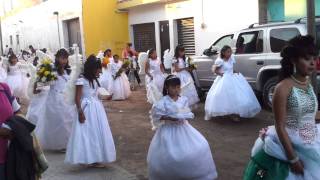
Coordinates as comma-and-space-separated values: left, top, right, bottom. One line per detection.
213, 35, 233, 49
236, 31, 263, 54
270, 28, 300, 53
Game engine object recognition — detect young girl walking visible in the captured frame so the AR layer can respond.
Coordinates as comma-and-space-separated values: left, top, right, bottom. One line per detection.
5, 54, 29, 101
110, 55, 131, 100
65, 55, 116, 167
172, 45, 199, 107
205, 46, 261, 121
34, 49, 74, 150
147, 75, 218, 180
145, 49, 165, 104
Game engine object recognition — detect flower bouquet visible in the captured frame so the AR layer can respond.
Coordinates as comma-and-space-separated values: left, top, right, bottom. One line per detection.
186, 56, 197, 71
113, 59, 131, 80
36, 58, 57, 87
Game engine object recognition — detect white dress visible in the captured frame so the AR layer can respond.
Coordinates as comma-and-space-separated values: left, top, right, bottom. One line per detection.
5, 63, 29, 99
145, 58, 165, 104
147, 95, 218, 180
173, 58, 199, 107
111, 61, 131, 100
34, 73, 75, 150
249, 84, 320, 179
65, 77, 116, 164
205, 55, 261, 120
99, 64, 113, 93
26, 86, 49, 125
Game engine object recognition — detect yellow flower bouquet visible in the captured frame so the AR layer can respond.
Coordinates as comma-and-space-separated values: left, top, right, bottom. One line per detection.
36, 58, 57, 86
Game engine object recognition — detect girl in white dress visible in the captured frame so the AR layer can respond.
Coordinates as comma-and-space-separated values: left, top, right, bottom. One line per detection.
99, 49, 114, 93
111, 54, 131, 100
34, 49, 74, 150
145, 49, 165, 104
172, 45, 199, 107
205, 46, 261, 121
244, 35, 320, 180
65, 55, 116, 166
147, 75, 218, 180
5, 54, 29, 101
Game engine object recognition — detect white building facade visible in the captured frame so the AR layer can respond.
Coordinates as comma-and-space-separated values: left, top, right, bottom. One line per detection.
125, 0, 259, 57
1, 0, 84, 54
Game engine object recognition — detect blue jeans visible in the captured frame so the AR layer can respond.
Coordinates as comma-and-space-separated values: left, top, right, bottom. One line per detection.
0, 163, 6, 180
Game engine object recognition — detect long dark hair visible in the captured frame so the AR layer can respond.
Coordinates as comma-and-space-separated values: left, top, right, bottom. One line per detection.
8, 54, 17, 65
83, 55, 102, 88
54, 49, 71, 75
279, 35, 318, 81
220, 45, 232, 59
148, 48, 156, 59
163, 75, 181, 96
174, 45, 186, 61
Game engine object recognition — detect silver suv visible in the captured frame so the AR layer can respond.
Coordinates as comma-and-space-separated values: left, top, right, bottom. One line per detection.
192, 19, 320, 109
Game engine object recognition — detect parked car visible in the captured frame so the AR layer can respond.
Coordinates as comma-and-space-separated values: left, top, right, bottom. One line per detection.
192, 18, 320, 109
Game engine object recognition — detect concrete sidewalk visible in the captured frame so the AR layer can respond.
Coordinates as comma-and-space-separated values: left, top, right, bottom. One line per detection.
41, 152, 137, 180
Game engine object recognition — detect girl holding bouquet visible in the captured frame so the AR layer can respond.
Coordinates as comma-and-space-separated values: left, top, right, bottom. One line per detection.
204, 46, 261, 121
99, 49, 113, 92
5, 54, 29, 101
145, 49, 165, 104
172, 45, 199, 107
33, 49, 75, 150
65, 55, 116, 166
111, 54, 131, 100
147, 75, 218, 180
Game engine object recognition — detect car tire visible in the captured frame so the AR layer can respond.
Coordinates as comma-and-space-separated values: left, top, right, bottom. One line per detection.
263, 76, 278, 110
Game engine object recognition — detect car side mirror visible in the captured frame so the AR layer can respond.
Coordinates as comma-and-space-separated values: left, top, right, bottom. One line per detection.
203, 46, 219, 56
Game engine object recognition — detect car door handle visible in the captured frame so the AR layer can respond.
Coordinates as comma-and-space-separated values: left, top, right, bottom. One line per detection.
256, 61, 264, 65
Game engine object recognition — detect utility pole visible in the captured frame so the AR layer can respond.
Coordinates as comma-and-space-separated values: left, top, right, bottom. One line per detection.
53, 11, 61, 48
307, 0, 318, 96
258, 0, 268, 24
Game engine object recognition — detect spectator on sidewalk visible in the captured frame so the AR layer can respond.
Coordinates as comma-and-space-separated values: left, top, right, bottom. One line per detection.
0, 82, 21, 180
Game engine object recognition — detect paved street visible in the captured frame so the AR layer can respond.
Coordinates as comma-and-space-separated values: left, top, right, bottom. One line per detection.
23, 86, 274, 180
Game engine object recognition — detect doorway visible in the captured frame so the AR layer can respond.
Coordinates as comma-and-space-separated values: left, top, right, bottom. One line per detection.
159, 20, 170, 61
65, 18, 82, 53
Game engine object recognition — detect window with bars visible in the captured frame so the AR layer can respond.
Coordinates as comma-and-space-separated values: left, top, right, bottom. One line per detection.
177, 17, 195, 56
133, 23, 156, 52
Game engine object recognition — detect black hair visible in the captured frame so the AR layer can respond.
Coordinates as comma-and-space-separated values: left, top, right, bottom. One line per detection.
54, 48, 71, 75
113, 54, 119, 59
104, 49, 111, 57
279, 35, 318, 81
8, 54, 17, 65
163, 75, 181, 96
220, 45, 232, 59
127, 43, 132, 47
174, 45, 186, 61
148, 49, 156, 59
83, 55, 102, 88
41, 48, 47, 53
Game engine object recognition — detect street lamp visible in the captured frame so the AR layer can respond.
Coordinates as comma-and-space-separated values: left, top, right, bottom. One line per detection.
53, 11, 61, 48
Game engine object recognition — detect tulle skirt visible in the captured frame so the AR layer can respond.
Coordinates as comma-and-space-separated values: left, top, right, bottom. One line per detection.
35, 90, 75, 150
147, 122, 218, 180
0, 67, 6, 83
250, 125, 320, 179
65, 97, 116, 164
145, 73, 166, 104
99, 68, 113, 93
112, 73, 131, 100
26, 87, 49, 125
175, 70, 199, 106
205, 73, 261, 120
6, 73, 29, 99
